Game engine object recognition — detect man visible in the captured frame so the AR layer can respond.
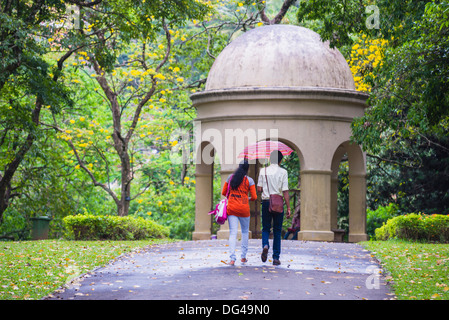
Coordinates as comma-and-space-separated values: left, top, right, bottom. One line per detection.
257, 150, 291, 266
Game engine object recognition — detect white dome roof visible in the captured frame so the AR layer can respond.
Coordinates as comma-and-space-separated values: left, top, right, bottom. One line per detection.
205, 25, 355, 91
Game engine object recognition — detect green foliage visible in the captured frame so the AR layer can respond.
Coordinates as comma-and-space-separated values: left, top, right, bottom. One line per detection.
375, 213, 449, 242
365, 138, 449, 215
132, 182, 196, 240
366, 203, 399, 238
351, 1, 449, 155
63, 214, 169, 240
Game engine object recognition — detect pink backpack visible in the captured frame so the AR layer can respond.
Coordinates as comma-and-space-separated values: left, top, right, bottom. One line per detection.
209, 175, 232, 225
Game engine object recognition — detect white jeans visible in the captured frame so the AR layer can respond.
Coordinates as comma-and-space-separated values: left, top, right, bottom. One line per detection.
228, 215, 250, 261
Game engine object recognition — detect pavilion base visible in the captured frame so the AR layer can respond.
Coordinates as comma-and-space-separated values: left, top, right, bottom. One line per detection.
298, 230, 335, 242
348, 233, 369, 243
192, 231, 211, 240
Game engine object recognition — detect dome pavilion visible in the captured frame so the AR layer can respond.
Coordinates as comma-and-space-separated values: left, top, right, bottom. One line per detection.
190, 25, 369, 242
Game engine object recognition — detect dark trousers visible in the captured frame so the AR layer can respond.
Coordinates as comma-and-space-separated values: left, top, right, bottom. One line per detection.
261, 200, 284, 260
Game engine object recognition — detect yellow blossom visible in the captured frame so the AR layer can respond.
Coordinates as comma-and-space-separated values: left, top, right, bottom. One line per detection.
154, 73, 165, 80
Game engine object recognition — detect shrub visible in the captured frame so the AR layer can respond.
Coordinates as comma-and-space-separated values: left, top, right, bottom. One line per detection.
366, 203, 399, 238
63, 214, 170, 240
375, 213, 449, 242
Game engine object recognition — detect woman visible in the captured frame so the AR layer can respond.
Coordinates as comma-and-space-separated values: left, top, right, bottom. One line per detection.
222, 160, 257, 265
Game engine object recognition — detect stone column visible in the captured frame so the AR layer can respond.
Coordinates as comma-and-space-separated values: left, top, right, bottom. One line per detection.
192, 162, 213, 240
298, 170, 334, 241
248, 162, 260, 238
348, 173, 369, 242
330, 173, 339, 230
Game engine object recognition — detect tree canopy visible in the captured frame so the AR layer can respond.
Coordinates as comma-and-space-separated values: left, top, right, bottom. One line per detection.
297, 0, 449, 214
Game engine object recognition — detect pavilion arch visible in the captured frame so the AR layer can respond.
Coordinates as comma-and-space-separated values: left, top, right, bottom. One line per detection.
330, 141, 367, 242
247, 138, 304, 239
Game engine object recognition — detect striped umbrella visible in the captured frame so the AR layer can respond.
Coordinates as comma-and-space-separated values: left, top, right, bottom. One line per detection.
238, 141, 294, 160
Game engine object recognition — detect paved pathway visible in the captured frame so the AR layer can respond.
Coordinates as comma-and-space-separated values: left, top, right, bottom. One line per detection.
45, 239, 394, 301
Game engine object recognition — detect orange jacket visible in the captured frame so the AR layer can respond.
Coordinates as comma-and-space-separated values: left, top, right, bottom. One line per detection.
222, 175, 257, 218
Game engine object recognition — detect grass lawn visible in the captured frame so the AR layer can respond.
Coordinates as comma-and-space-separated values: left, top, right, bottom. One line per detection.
0, 239, 171, 300
362, 240, 449, 300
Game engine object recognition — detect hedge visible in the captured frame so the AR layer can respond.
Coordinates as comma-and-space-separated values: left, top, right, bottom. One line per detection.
63, 214, 170, 240
366, 203, 399, 238
375, 213, 449, 242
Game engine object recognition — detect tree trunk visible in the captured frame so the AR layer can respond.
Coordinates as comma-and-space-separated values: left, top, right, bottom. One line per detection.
0, 100, 42, 223
117, 147, 132, 216
260, 0, 296, 25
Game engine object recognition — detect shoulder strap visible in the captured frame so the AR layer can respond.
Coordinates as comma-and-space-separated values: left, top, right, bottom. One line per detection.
226, 174, 233, 198
264, 167, 270, 195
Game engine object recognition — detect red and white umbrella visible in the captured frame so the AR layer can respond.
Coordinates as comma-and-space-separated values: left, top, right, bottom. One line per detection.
238, 140, 294, 160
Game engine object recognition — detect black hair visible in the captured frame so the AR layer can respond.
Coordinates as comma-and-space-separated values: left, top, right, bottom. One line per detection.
230, 160, 249, 190
270, 150, 283, 164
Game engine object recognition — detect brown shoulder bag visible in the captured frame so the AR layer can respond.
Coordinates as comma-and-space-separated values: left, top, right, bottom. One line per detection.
265, 169, 284, 214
